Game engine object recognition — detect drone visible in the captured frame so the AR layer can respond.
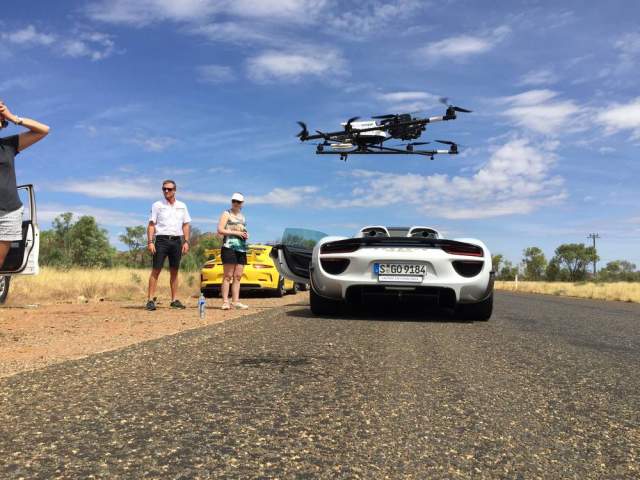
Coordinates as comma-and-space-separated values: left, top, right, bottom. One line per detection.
296, 97, 471, 161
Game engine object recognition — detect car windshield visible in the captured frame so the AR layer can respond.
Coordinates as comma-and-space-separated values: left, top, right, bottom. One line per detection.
281, 228, 327, 249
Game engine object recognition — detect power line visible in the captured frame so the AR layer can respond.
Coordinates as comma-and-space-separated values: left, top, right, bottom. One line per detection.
587, 233, 600, 278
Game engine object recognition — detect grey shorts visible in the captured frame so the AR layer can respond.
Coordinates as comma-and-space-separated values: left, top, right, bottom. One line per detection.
0, 207, 24, 242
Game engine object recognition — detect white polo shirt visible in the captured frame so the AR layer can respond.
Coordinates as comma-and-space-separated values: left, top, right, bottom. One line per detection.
149, 199, 192, 236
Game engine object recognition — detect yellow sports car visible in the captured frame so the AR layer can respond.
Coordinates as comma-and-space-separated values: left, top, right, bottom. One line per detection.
200, 244, 298, 298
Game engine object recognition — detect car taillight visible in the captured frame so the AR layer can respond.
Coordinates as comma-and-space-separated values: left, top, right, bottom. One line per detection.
321, 242, 360, 254
452, 260, 484, 277
442, 245, 484, 257
252, 264, 273, 269
320, 258, 350, 275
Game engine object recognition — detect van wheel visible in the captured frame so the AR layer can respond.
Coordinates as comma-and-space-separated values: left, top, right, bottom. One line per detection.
0, 276, 10, 305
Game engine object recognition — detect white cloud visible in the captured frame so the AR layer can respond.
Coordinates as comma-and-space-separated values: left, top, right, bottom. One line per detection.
39, 204, 145, 227
183, 186, 320, 206
497, 89, 584, 135
596, 97, 640, 139
326, 0, 424, 37
86, 0, 326, 26
197, 64, 235, 84
190, 22, 278, 45
0, 25, 116, 61
518, 69, 558, 86
324, 138, 565, 219
55, 177, 319, 207
56, 178, 157, 199
86, 0, 221, 25
377, 91, 439, 112
3, 25, 56, 46
247, 49, 346, 83
417, 25, 510, 62
130, 135, 177, 152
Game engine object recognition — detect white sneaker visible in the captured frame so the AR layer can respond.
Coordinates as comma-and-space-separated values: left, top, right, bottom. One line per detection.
221, 302, 231, 310
232, 302, 249, 310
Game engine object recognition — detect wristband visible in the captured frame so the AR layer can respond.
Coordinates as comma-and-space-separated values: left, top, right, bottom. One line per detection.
14, 117, 23, 125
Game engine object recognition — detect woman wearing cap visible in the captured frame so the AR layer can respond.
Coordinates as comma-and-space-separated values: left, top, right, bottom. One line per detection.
217, 193, 249, 310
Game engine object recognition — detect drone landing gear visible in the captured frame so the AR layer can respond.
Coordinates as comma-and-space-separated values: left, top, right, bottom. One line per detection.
340, 153, 348, 161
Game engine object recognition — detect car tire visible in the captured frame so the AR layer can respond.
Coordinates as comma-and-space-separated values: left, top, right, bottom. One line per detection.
273, 278, 286, 298
296, 283, 309, 292
202, 289, 220, 299
456, 293, 493, 321
310, 286, 342, 315
0, 276, 10, 305
287, 282, 298, 295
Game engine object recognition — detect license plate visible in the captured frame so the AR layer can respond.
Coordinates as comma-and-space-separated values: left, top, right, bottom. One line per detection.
374, 263, 426, 282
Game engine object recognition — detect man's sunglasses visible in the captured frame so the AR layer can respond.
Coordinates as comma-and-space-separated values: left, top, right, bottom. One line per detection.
162, 187, 176, 192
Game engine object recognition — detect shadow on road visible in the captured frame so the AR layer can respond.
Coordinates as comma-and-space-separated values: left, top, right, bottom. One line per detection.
286, 303, 470, 323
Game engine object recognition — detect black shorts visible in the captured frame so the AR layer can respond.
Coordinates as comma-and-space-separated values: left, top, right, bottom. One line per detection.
221, 246, 247, 265
152, 236, 183, 270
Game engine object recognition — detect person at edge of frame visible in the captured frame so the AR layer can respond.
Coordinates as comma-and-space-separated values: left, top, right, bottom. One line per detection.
146, 180, 191, 311
217, 192, 249, 310
0, 99, 50, 269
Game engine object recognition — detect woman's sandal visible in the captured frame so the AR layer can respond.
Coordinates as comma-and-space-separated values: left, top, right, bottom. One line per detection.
221, 302, 231, 310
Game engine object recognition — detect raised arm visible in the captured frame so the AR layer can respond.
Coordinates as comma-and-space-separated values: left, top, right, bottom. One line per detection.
0, 101, 50, 152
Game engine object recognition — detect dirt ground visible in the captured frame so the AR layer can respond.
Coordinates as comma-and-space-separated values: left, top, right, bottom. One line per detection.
0, 292, 308, 378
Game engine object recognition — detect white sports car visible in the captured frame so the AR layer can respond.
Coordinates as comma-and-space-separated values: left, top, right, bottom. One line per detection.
271, 226, 494, 320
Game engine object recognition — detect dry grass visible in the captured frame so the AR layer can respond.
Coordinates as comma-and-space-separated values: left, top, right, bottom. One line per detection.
6, 268, 201, 304
495, 281, 640, 303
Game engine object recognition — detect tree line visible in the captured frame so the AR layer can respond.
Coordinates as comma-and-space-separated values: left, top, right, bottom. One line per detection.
37, 213, 640, 281
493, 244, 640, 282
40, 213, 221, 271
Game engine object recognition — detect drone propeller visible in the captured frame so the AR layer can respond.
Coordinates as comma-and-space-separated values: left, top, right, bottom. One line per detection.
438, 97, 472, 113
435, 139, 459, 154
296, 121, 309, 140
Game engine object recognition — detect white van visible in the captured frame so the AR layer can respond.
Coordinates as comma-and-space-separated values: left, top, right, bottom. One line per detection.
0, 184, 40, 304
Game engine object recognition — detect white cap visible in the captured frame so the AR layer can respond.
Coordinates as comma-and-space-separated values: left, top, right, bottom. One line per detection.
231, 192, 245, 202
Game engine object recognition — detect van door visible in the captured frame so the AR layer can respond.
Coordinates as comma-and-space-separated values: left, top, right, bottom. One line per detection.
270, 228, 327, 284
0, 184, 39, 275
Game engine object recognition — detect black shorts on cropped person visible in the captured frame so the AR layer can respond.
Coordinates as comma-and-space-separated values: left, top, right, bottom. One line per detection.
152, 235, 183, 270
221, 246, 247, 265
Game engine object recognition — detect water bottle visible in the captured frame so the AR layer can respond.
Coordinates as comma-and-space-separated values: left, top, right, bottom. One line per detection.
198, 293, 206, 319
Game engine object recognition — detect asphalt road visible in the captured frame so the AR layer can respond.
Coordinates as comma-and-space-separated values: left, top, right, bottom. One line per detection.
1, 292, 639, 479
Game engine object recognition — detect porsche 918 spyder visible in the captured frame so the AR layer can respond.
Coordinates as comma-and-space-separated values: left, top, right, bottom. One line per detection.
271, 226, 494, 320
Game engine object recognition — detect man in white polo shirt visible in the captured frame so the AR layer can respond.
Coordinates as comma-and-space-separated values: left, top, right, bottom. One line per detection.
146, 179, 192, 311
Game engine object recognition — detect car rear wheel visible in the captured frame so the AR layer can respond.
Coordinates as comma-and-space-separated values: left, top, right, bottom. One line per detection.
310, 286, 342, 315
287, 282, 298, 295
456, 293, 493, 321
0, 276, 10, 305
201, 288, 220, 299
273, 278, 286, 298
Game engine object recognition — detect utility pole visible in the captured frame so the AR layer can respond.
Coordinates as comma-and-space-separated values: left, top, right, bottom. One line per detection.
587, 233, 600, 279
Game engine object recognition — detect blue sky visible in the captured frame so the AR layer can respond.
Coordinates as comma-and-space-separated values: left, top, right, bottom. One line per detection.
1, 0, 639, 267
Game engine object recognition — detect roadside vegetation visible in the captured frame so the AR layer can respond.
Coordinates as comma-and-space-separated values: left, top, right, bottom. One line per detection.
493, 243, 640, 303
40, 212, 221, 271
8, 268, 202, 304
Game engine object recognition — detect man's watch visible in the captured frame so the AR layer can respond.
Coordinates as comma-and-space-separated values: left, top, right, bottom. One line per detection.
13, 117, 23, 125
